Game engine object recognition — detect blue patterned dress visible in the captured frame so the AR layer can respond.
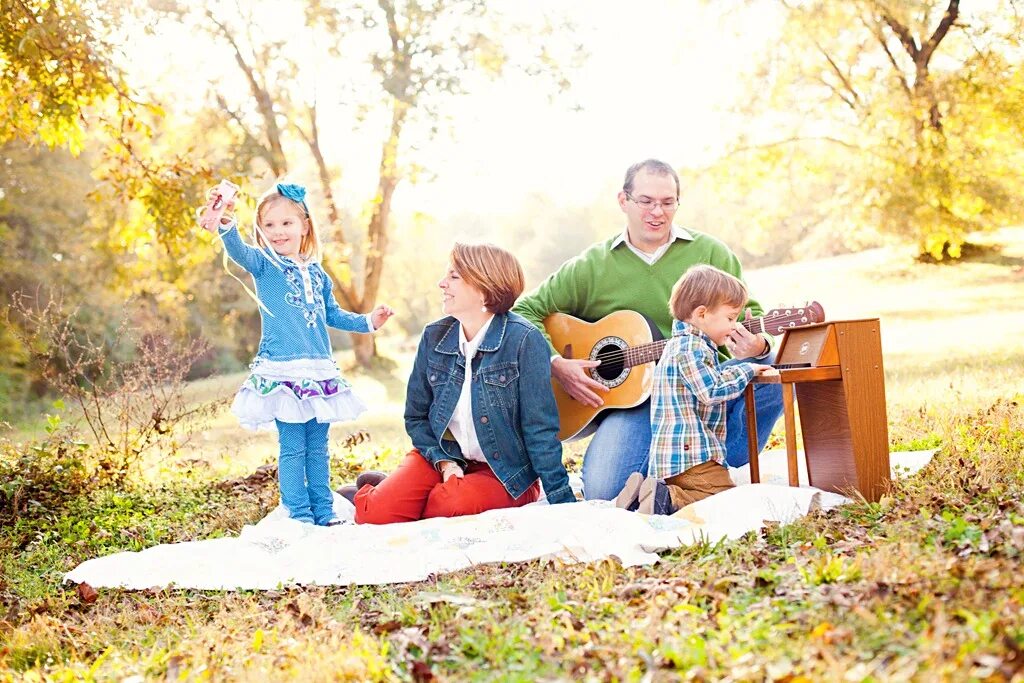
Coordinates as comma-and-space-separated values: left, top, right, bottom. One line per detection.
218, 222, 372, 431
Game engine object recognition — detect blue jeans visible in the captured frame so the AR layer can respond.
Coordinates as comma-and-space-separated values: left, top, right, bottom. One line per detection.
580, 359, 784, 500
275, 419, 335, 525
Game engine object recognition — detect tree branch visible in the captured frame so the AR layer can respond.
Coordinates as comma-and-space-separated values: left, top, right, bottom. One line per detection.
206, 10, 287, 175
216, 94, 265, 156
864, 15, 914, 100
814, 75, 858, 111
720, 135, 865, 162
919, 0, 960, 68
813, 39, 861, 109
879, 9, 920, 62
298, 100, 362, 311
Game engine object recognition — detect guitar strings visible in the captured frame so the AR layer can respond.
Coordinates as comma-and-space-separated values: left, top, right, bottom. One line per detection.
583, 315, 809, 365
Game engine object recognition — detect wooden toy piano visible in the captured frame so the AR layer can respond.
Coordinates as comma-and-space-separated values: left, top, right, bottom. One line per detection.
743, 319, 890, 501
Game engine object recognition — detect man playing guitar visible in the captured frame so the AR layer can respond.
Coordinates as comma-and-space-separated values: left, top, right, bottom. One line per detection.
513, 159, 784, 501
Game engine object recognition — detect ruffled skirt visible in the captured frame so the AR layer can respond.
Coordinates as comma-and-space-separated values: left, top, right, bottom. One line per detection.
230, 357, 366, 431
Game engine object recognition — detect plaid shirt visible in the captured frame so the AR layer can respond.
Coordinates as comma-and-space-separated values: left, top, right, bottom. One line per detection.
648, 320, 757, 479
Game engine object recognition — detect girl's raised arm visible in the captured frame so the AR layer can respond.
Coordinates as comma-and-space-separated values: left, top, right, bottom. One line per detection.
218, 222, 267, 276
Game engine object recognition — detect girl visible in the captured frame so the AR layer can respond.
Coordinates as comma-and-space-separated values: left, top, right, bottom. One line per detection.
203, 182, 393, 525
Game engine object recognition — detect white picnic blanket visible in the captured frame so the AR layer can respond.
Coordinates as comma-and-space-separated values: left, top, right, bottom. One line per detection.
64, 450, 934, 590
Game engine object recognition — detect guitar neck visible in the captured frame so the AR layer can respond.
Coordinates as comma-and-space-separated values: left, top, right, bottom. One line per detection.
624, 317, 773, 367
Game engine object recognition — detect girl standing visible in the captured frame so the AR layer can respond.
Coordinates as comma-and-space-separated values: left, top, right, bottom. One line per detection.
203, 182, 393, 525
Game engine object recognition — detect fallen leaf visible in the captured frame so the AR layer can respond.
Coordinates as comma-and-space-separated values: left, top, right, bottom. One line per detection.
411, 660, 434, 682
77, 582, 98, 604
373, 619, 402, 635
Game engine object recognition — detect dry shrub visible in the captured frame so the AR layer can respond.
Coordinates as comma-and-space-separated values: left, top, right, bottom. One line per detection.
7, 290, 222, 486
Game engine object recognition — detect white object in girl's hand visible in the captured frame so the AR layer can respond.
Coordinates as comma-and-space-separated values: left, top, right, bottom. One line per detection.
198, 180, 240, 232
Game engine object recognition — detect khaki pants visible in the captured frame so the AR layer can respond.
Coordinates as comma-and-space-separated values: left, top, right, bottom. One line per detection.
664, 460, 735, 509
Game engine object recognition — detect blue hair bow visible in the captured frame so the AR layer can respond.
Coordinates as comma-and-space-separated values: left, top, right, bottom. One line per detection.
276, 183, 309, 215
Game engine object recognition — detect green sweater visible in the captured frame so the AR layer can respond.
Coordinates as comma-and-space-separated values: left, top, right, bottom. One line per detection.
512, 230, 767, 360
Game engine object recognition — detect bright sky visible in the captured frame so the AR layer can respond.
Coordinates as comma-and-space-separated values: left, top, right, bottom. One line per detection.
121, 0, 781, 222
401, 0, 781, 216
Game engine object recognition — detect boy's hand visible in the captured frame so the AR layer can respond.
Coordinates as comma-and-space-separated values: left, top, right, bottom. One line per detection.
751, 364, 777, 376
370, 305, 394, 330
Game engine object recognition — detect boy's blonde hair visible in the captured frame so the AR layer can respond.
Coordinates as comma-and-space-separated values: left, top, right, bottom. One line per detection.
450, 242, 525, 314
669, 264, 748, 321
254, 190, 322, 262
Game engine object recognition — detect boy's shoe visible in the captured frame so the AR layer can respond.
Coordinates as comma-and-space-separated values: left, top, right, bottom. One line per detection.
614, 472, 646, 511
637, 477, 675, 516
337, 485, 358, 504
356, 470, 387, 489
324, 518, 349, 527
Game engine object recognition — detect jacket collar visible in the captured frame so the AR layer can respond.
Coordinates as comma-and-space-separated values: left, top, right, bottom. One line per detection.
435, 312, 508, 355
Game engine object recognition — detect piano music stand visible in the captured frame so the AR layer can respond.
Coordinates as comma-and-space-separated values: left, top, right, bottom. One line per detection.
744, 318, 891, 502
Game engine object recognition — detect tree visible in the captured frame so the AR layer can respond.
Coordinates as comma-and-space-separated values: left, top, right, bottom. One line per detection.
1, 2, 240, 415
150, 0, 576, 365
1, 1, 225, 297
0, 0, 121, 152
718, 0, 1024, 260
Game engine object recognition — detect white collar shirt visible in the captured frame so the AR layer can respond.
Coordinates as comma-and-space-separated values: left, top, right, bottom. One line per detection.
610, 224, 695, 265
447, 315, 495, 463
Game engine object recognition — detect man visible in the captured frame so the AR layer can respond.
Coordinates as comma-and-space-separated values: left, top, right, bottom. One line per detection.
512, 159, 783, 501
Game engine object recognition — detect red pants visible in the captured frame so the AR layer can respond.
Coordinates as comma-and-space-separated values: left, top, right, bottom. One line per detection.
353, 449, 540, 524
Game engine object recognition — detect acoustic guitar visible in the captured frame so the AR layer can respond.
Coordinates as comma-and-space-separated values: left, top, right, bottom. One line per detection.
543, 303, 826, 441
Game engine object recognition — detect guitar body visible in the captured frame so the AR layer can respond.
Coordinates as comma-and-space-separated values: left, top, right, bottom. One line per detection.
544, 310, 661, 441
543, 302, 825, 442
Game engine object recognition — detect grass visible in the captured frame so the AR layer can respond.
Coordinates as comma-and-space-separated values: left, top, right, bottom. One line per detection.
2, 232, 1023, 681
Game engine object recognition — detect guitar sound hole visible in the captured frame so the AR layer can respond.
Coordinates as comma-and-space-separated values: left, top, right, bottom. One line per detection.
594, 345, 625, 381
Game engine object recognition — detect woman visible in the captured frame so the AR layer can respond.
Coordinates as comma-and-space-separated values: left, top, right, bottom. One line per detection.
353, 243, 575, 523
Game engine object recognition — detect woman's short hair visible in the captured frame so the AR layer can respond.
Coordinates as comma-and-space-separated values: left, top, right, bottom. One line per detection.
669, 264, 748, 321
450, 242, 525, 315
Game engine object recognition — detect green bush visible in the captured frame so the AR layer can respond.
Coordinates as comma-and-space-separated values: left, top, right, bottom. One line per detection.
0, 430, 92, 525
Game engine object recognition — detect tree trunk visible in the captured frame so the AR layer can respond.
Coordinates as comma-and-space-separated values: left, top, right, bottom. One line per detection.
300, 103, 361, 312
348, 97, 408, 367
351, 332, 377, 367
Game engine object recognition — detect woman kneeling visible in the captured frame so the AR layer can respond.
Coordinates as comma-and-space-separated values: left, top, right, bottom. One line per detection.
354, 243, 575, 523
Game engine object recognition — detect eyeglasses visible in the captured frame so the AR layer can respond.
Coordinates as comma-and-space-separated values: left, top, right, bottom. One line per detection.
626, 193, 678, 211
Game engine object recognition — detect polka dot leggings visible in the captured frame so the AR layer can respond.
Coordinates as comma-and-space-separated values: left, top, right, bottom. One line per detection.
275, 419, 334, 525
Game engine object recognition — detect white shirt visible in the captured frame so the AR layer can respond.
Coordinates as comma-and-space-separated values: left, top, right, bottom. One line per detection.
448, 315, 494, 463
610, 224, 694, 265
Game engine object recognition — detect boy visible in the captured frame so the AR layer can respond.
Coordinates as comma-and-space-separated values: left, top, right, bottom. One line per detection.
616, 265, 774, 514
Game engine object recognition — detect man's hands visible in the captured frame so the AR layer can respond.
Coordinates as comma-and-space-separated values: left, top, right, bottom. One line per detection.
370, 304, 394, 330
439, 461, 464, 482
725, 307, 769, 359
551, 356, 609, 408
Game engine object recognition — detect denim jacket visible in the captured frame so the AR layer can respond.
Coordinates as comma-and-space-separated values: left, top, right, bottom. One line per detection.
405, 312, 574, 504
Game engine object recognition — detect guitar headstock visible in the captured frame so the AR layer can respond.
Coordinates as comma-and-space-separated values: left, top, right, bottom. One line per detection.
760, 301, 826, 335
